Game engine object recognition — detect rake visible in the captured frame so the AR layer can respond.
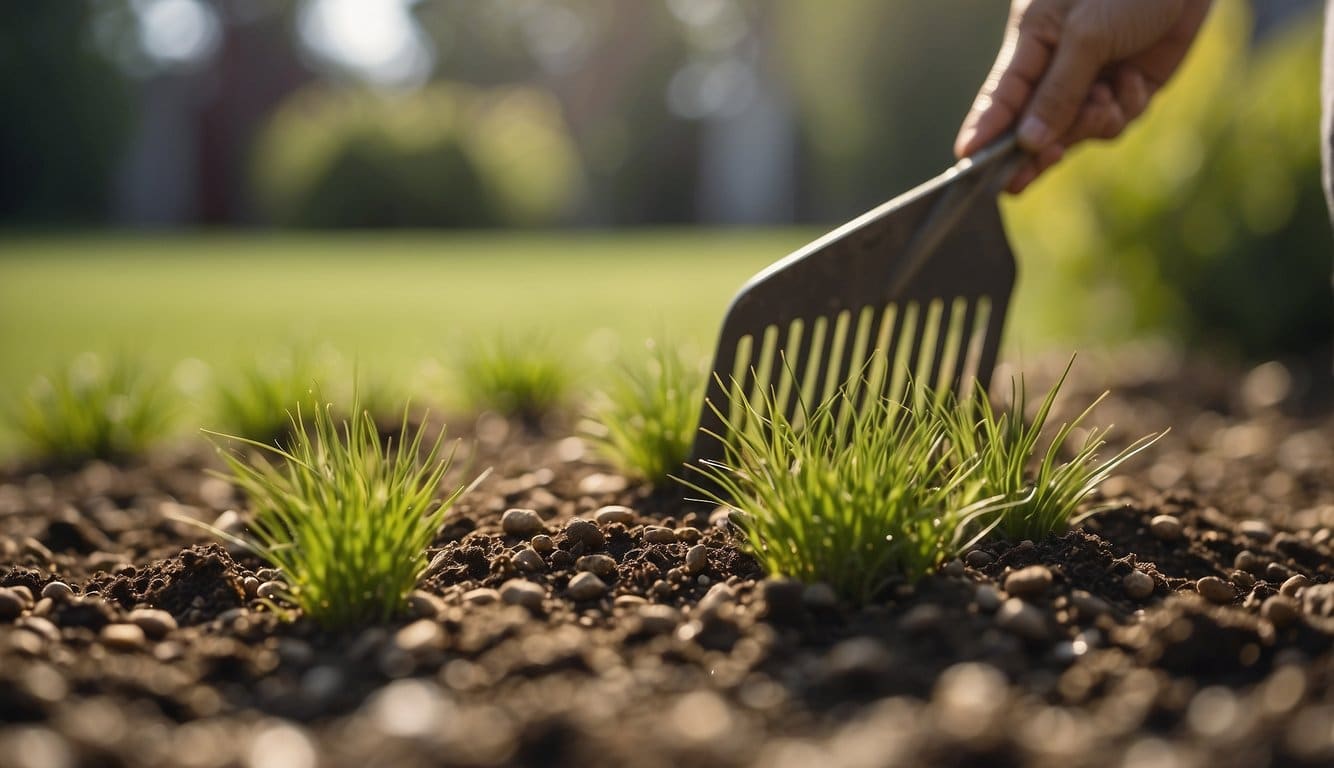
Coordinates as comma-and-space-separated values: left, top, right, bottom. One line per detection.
690, 135, 1024, 466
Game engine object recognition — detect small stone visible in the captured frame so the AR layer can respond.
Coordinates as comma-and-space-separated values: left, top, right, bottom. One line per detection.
1123, 570, 1156, 600
594, 505, 635, 525
643, 526, 677, 545
965, 550, 994, 568
901, 604, 943, 633
699, 583, 737, 614
579, 473, 628, 495
499, 580, 545, 611
635, 604, 680, 635
1238, 520, 1274, 542
511, 547, 545, 572
242, 576, 261, 599
1265, 563, 1292, 583
802, 583, 838, 610
462, 588, 501, 606
675, 527, 702, 545
942, 559, 965, 578
1301, 583, 1334, 618
1004, 565, 1053, 599
41, 582, 73, 602
7, 586, 33, 607
759, 579, 805, 622
100, 623, 146, 650
256, 581, 288, 601
564, 519, 605, 550
0, 589, 24, 621
127, 608, 177, 639
1069, 590, 1111, 618
1262, 595, 1300, 627
22, 537, 54, 562
530, 534, 555, 554
1230, 570, 1256, 591
501, 508, 545, 537
684, 545, 709, 574
1149, 514, 1183, 541
975, 585, 1003, 613
576, 554, 617, 578
566, 572, 608, 601
1280, 575, 1311, 598
394, 619, 446, 654
996, 598, 1048, 641
1196, 576, 1235, 604
406, 591, 445, 619
1234, 551, 1263, 574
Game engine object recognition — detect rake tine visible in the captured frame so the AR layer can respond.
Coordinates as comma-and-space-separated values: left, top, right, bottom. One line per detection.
831, 307, 876, 428
882, 302, 916, 404
946, 298, 980, 396
925, 300, 958, 395
790, 316, 829, 423
973, 298, 1004, 393
852, 304, 897, 417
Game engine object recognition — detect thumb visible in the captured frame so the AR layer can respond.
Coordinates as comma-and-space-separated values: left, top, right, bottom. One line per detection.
1017, 30, 1105, 152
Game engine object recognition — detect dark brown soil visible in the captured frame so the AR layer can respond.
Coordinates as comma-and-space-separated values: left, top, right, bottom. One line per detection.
1, 350, 1331, 768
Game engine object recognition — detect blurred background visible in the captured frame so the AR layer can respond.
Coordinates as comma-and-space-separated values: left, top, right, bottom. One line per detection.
0, 0, 1331, 447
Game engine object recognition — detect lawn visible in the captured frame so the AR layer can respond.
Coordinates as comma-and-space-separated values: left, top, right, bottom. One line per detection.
0, 229, 1076, 455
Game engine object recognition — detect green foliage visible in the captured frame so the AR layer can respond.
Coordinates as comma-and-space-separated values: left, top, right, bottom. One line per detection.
11, 353, 173, 464
213, 351, 322, 446
689, 381, 1003, 604
208, 399, 476, 629
690, 363, 1160, 603
456, 335, 573, 426
584, 340, 705, 485
1007, 1, 1332, 359
251, 83, 582, 228
937, 364, 1164, 542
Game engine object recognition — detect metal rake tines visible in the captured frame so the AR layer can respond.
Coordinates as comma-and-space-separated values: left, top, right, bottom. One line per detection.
691, 293, 1005, 466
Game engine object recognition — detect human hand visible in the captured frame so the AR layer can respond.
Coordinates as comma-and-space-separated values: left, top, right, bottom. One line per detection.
955, 0, 1212, 193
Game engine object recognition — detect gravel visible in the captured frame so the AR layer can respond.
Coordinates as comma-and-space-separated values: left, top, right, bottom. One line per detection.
642, 526, 677, 545
1195, 576, 1236, 604
127, 608, 177, 639
996, 598, 1048, 641
41, 581, 74, 602
1123, 570, 1156, 600
566, 572, 608, 601
594, 505, 636, 525
501, 508, 546, 537
1003, 565, 1053, 598
499, 579, 545, 611
1148, 514, 1183, 540
684, 545, 709, 574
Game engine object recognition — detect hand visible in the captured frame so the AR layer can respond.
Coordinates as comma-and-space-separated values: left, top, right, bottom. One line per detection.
955, 0, 1212, 193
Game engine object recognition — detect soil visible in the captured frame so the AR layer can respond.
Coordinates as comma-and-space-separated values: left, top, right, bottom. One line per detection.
1, 347, 1332, 768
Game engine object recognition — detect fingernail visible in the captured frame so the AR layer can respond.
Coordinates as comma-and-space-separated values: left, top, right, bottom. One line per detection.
954, 125, 977, 157
1018, 115, 1050, 149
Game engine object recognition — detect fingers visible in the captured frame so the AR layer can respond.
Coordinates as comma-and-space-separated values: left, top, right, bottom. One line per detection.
954, 13, 1052, 158
1017, 16, 1108, 152
1006, 144, 1064, 194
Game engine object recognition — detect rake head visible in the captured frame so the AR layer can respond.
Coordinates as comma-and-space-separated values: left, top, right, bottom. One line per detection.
690, 138, 1022, 468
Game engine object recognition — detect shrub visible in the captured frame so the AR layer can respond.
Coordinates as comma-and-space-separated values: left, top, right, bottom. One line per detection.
584, 340, 705, 485
207, 399, 478, 629
456, 335, 573, 427
11, 353, 174, 464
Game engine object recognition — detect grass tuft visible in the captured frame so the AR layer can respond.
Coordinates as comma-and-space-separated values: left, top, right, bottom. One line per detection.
10, 353, 174, 464
583, 340, 705, 485
206, 397, 480, 629
213, 350, 322, 446
456, 334, 572, 427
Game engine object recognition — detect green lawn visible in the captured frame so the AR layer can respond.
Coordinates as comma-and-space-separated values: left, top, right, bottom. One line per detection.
0, 229, 1080, 456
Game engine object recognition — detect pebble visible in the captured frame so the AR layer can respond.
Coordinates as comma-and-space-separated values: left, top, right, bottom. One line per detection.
511, 547, 545, 572
1230, 570, 1257, 591
942, 559, 965, 578
1238, 520, 1274, 542
462, 588, 501, 606
576, 554, 617, 578
127, 608, 177, 639
1301, 583, 1334, 618
1265, 563, 1292, 582
256, 581, 288, 601
499, 579, 545, 611
394, 619, 446, 654
900, 604, 943, 633
530, 534, 555, 554
803, 583, 839, 611
100, 623, 146, 650
7, 586, 33, 607
684, 544, 709, 574
675, 527, 702, 545
635, 604, 681, 635
965, 550, 994, 568
1004, 565, 1053, 599
975, 585, 1003, 613
759, 579, 805, 622
1262, 595, 1300, 627
643, 526, 677, 545
0, 589, 24, 621
22, 537, 54, 562
501, 508, 545, 537
1123, 570, 1156, 600
1069, 590, 1111, 618
996, 598, 1048, 641
566, 572, 608, 601
564, 519, 605, 549
1196, 576, 1235, 604
1280, 574, 1311, 598
594, 505, 636, 525
1149, 514, 1184, 541
1234, 550, 1263, 574
579, 473, 628, 495
41, 581, 73, 602
242, 576, 261, 599
699, 583, 737, 614
406, 590, 445, 619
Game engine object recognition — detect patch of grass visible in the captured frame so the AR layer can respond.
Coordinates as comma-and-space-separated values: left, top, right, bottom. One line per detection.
583, 340, 705, 485
206, 398, 480, 629
212, 350, 322, 445
689, 382, 1004, 603
456, 334, 573, 427
9, 353, 174, 464
939, 362, 1164, 541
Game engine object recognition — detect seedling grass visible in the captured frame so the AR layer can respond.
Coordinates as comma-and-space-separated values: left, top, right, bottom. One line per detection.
206, 399, 481, 629
457, 334, 573, 426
